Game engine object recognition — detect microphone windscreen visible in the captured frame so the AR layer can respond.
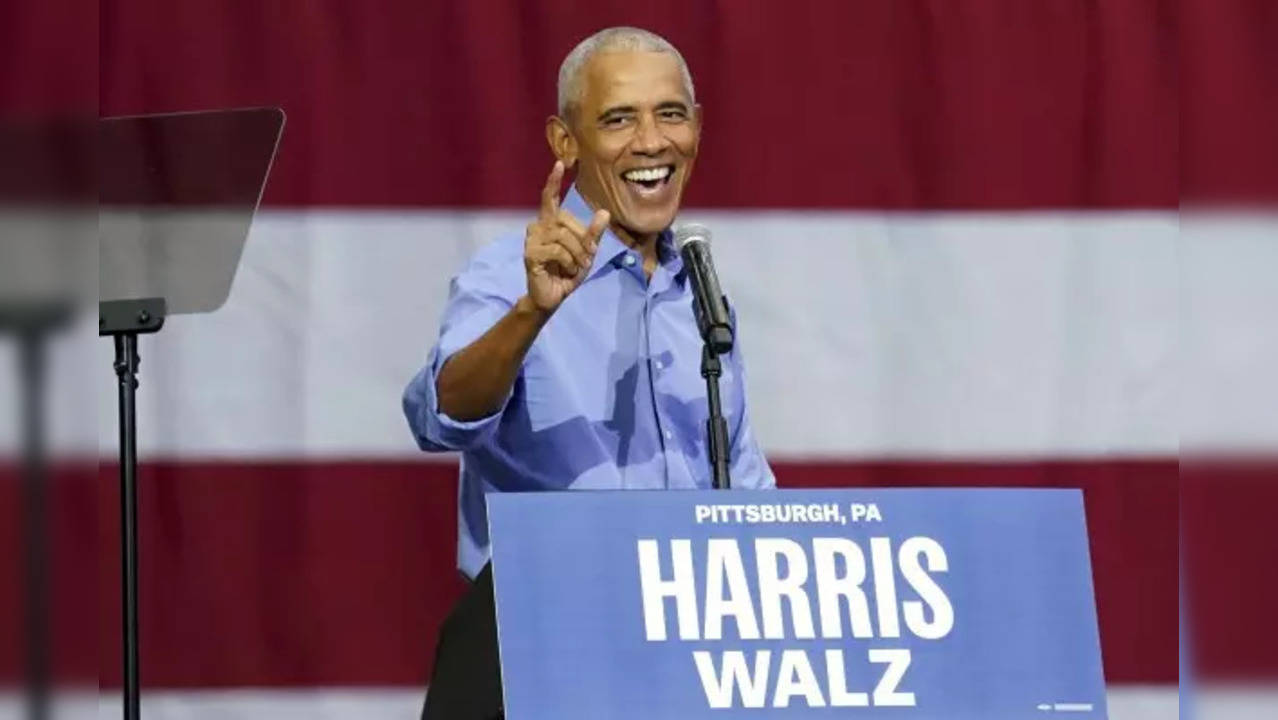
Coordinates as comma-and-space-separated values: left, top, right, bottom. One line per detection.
674, 223, 712, 249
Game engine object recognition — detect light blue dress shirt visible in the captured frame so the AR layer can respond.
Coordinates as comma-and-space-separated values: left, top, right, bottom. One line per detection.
404, 186, 775, 578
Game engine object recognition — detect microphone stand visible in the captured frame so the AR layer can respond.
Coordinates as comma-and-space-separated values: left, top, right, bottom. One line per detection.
701, 343, 731, 490
679, 227, 734, 491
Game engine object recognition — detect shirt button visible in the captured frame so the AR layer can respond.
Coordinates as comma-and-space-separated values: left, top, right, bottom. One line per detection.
623, 253, 637, 267
654, 359, 664, 370
664, 430, 673, 440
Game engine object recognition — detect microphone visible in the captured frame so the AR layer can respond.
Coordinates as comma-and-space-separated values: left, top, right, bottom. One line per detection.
674, 223, 734, 355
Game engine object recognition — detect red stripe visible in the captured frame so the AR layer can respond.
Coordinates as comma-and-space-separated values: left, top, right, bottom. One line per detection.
0, 4, 95, 114
1181, 460, 1278, 681
0, 463, 98, 687
1182, 0, 1278, 204
98, 0, 1180, 209
39, 459, 1175, 688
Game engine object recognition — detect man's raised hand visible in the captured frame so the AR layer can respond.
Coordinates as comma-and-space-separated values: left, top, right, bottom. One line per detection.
523, 161, 610, 314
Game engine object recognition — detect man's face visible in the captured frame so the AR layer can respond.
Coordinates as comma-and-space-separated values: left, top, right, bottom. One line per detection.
569, 51, 700, 238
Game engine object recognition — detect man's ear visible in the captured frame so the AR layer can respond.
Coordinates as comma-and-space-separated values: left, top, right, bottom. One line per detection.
545, 115, 578, 168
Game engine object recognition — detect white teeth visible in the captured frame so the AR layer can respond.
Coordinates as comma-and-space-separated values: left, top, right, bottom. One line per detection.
623, 166, 672, 182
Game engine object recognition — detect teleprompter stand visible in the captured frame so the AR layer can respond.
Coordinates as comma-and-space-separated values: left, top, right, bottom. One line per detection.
1, 116, 94, 720
0, 303, 73, 720
99, 108, 283, 720
98, 298, 164, 720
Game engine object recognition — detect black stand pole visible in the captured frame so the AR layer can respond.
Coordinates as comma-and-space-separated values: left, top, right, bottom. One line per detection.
100, 297, 165, 720
1, 303, 72, 720
114, 332, 141, 720
701, 345, 731, 490
18, 325, 50, 720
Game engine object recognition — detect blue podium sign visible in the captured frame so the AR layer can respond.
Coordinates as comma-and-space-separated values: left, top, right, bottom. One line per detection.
488, 488, 1107, 719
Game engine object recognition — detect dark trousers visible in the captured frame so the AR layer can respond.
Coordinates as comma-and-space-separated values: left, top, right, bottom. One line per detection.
421, 562, 504, 720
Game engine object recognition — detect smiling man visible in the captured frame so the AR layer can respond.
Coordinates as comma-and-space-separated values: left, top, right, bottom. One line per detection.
404, 26, 775, 582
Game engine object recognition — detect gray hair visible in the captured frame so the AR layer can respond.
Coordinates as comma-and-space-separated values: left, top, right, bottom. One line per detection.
556, 27, 696, 119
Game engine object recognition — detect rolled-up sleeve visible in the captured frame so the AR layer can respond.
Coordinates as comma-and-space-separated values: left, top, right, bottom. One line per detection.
403, 242, 520, 452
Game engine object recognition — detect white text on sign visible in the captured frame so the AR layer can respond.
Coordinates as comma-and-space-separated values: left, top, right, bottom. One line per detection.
636, 536, 952, 709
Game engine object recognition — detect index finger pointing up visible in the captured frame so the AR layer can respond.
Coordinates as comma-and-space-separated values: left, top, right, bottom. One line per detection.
540, 160, 565, 220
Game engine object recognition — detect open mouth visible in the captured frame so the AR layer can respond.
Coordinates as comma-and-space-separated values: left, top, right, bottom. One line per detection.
620, 164, 675, 195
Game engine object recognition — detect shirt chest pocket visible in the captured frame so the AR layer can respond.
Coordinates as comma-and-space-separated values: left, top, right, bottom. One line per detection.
519, 317, 649, 432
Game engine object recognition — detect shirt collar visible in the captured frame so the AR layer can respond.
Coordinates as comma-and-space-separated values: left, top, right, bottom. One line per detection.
560, 185, 685, 283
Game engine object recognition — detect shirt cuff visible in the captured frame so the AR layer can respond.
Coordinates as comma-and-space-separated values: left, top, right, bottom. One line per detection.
404, 345, 512, 451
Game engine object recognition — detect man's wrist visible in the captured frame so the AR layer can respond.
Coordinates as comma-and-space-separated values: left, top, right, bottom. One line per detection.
514, 295, 552, 324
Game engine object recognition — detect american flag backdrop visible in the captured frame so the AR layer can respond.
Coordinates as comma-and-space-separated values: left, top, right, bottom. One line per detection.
18, 0, 1277, 716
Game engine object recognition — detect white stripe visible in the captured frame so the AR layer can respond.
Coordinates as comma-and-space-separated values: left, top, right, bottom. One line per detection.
72, 209, 1194, 459
1181, 212, 1278, 452
27, 686, 1178, 719
28, 208, 1275, 459
699, 209, 1181, 459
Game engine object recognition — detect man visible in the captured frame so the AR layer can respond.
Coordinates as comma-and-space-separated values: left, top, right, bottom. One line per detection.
404, 26, 775, 582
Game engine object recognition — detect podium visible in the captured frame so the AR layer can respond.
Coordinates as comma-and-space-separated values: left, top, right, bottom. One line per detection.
428, 488, 1108, 719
